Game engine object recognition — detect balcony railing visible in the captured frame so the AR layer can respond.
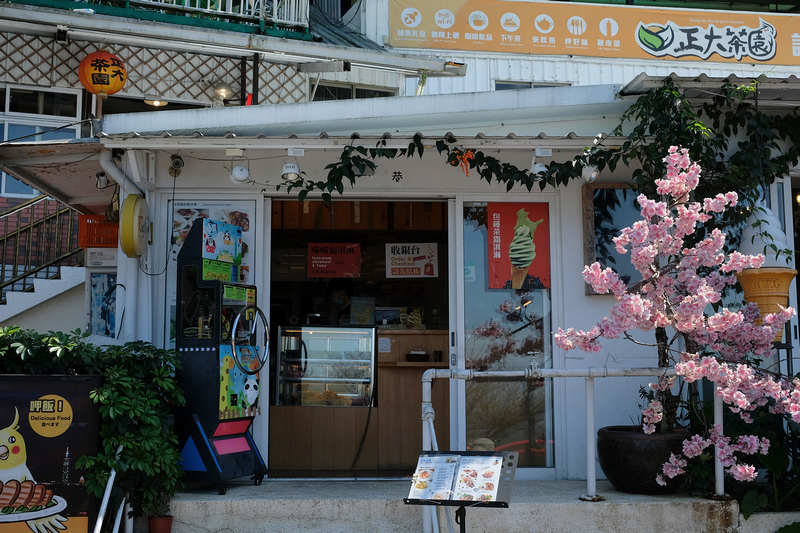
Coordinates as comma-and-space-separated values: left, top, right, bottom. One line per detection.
123, 0, 309, 27
0, 196, 83, 305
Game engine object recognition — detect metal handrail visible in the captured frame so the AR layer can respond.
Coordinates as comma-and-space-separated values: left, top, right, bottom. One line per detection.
94, 444, 125, 533
420, 366, 726, 531
0, 196, 83, 304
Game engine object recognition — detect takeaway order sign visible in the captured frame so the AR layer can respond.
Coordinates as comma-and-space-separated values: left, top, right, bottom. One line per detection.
389, 0, 800, 66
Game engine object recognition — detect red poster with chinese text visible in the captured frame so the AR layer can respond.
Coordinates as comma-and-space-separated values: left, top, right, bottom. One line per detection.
488, 203, 550, 289
308, 243, 361, 277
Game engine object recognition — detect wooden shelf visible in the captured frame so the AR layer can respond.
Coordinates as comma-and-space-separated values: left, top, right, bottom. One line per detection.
378, 361, 449, 368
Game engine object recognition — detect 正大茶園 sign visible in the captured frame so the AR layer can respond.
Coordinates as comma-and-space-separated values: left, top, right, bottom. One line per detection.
389, 0, 799, 65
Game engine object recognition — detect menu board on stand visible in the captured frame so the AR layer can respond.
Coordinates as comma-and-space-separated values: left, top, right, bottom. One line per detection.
404, 451, 518, 533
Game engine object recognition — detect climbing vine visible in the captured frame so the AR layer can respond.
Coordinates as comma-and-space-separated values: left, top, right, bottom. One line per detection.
279, 79, 800, 229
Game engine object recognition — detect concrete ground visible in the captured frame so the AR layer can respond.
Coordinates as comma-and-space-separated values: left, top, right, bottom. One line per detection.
129, 478, 800, 533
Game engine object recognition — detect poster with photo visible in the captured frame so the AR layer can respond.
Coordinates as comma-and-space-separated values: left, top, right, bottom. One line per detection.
487, 203, 550, 290
166, 200, 256, 345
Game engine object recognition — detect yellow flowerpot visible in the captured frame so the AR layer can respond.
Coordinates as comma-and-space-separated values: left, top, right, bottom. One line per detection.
736, 267, 797, 342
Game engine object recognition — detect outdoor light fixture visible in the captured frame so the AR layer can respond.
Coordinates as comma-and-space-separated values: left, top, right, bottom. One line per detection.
230, 165, 250, 184
212, 82, 234, 107
582, 163, 600, 183
530, 155, 547, 177
144, 94, 167, 107
281, 162, 301, 182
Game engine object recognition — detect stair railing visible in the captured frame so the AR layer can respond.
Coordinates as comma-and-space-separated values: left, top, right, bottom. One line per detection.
0, 196, 83, 304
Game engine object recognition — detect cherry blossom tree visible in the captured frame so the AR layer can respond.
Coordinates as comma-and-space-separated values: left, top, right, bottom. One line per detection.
555, 146, 796, 484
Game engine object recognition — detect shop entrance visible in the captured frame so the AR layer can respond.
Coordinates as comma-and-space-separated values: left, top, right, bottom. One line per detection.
268, 199, 450, 477
460, 201, 555, 470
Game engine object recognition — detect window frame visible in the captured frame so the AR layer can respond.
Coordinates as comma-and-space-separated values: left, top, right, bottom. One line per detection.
0, 85, 83, 198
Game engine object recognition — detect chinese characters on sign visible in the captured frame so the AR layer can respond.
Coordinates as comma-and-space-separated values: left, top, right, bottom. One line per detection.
308, 243, 361, 277
78, 50, 127, 95
389, 0, 799, 65
385, 243, 438, 278
487, 203, 550, 290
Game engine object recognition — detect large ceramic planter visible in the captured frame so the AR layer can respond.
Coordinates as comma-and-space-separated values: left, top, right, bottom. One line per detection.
597, 425, 688, 495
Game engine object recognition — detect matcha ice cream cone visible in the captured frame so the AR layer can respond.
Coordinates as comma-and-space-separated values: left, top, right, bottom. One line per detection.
511, 264, 528, 289
508, 209, 543, 289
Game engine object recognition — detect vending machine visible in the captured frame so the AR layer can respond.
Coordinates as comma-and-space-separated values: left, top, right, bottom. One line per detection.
175, 217, 268, 492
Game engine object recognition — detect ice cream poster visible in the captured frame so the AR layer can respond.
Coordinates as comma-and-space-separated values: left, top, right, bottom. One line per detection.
0, 375, 100, 533
488, 203, 550, 290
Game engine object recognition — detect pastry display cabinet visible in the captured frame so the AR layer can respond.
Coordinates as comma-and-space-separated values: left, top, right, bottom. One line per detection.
274, 326, 376, 407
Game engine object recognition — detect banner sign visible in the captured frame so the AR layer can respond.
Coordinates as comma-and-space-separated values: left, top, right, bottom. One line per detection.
389, 0, 800, 65
385, 243, 438, 278
0, 376, 101, 533
308, 243, 361, 277
488, 203, 550, 290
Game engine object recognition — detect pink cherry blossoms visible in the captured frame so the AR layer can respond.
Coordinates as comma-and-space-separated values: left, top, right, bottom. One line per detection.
554, 146, 796, 484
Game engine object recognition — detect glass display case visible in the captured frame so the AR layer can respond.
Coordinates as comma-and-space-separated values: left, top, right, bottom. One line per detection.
274, 326, 376, 407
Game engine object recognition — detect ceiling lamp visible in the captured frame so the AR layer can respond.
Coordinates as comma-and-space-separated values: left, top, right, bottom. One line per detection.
530, 155, 547, 178
281, 162, 301, 182
144, 94, 167, 107
582, 163, 600, 183
230, 165, 250, 184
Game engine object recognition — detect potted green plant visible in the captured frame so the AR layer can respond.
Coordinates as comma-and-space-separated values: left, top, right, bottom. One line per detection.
76, 340, 185, 532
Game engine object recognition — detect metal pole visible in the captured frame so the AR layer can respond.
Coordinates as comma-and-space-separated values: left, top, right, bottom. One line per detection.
580, 377, 603, 501
714, 392, 725, 497
93, 445, 124, 533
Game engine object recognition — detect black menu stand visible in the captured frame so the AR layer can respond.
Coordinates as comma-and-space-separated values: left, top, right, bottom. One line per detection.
404, 451, 519, 533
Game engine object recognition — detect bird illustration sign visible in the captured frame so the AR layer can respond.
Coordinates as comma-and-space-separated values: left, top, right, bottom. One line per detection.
0, 376, 100, 532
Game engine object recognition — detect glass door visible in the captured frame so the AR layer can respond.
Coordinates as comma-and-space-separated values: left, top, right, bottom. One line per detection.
459, 201, 554, 470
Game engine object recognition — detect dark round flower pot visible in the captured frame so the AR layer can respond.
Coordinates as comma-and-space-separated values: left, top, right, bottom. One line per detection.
597, 425, 688, 495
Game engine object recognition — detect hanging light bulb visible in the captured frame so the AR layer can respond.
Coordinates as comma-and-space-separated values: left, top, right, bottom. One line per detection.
281, 162, 301, 182
582, 164, 600, 183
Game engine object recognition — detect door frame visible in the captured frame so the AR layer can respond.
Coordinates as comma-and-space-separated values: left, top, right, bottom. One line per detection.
448, 193, 564, 480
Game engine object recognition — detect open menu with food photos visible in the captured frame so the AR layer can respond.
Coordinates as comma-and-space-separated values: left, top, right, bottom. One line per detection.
406, 452, 517, 507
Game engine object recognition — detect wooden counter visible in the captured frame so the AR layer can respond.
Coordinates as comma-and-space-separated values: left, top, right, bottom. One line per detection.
269, 330, 450, 473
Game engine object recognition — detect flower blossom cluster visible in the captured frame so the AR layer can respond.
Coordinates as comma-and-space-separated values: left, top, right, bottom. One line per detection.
553, 146, 796, 484
656, 425, 769, 486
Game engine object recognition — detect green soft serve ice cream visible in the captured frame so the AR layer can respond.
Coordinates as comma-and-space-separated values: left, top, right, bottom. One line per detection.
508, 209, 543, 289
509, 225, 536, 267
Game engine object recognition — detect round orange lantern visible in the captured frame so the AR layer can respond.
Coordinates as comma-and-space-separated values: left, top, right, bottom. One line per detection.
78, 50, 126, 95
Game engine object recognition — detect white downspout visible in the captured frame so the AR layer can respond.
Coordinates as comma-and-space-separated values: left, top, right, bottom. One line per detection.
99, 150, 146, 345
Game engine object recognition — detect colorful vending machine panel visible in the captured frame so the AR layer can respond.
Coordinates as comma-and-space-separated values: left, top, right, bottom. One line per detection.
175, 218, 267, 488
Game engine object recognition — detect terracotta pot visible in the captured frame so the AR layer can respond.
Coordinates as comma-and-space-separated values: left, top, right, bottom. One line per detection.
597, 425, 688, 495
148, 516, 173, 533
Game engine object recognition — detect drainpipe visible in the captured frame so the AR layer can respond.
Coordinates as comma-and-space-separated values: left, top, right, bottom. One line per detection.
99, 150, 147, 345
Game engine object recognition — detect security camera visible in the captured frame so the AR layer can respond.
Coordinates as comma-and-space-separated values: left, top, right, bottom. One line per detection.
170, 155, 184, 170
95, 171, 108, 189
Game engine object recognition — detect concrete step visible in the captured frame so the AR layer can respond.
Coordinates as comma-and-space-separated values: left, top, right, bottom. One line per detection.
128, 479, 800, 533
0, 266, 84, 323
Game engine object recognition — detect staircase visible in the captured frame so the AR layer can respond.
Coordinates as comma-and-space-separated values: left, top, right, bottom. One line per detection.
0, 196, 85, 327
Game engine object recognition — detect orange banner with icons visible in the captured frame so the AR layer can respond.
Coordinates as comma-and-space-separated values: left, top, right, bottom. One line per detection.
389, 0, 800, 65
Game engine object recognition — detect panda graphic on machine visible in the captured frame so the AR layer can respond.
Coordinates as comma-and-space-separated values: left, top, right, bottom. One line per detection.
243, 379, 259, 410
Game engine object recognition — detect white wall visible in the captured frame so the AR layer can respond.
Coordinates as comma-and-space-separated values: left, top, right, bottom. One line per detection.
2, 284, 87, 333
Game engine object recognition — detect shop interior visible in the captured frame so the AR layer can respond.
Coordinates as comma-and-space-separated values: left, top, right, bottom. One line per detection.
268, 199, 451, 476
